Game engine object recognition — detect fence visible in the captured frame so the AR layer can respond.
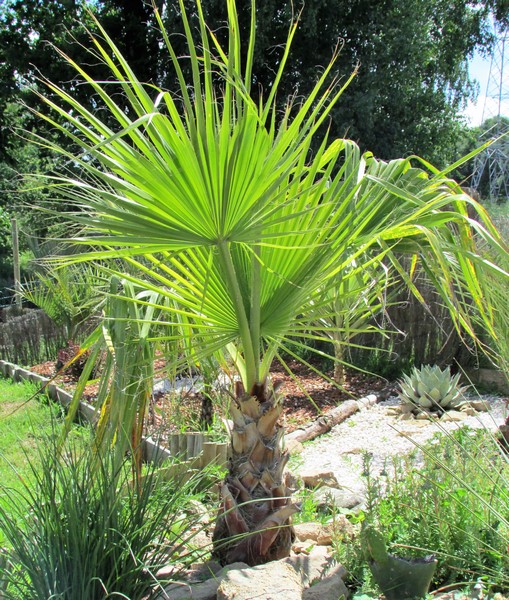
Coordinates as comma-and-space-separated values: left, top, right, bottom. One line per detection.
0, 308, 67, 366
349, 272, 477, 375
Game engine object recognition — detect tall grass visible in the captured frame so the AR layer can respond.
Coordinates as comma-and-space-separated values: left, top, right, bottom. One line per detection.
0, 434, 214, 600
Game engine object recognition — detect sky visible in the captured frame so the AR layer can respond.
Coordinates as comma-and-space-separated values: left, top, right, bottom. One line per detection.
462, 49, 509, 126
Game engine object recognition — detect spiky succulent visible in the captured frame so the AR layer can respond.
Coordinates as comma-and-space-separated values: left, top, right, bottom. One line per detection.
398, 365, 467, 412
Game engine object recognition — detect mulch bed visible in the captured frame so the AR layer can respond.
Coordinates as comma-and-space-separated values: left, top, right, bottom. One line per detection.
29, 358, 393, 433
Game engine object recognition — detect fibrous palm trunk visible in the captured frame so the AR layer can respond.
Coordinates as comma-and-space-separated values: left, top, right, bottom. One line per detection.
212, 380, 298, 566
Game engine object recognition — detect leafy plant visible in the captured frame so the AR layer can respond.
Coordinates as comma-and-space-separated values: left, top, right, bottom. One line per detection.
336, 429, 509, 596
0, 434, 213, 600
20, 262, 105, 343
61, 277, 169, 478
31, 0, 509, 566
398, 364, 467, 412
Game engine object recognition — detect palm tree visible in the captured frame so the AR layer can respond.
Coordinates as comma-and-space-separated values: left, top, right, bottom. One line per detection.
31, 0, 507, 565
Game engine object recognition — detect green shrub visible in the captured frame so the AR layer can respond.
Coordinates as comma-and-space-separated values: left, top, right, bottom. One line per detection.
0, 436, 214, 599
336, 428, 509, 596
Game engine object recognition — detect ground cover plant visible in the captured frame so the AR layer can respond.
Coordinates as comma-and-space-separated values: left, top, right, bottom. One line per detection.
336, 427, 509, 597
28, 0, 509, 569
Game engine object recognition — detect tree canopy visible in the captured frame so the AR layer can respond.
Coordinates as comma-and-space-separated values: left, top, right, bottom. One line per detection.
0, 0, 508, 245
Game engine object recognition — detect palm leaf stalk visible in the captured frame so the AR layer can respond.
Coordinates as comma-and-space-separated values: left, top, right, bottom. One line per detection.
29, 0, 509, 565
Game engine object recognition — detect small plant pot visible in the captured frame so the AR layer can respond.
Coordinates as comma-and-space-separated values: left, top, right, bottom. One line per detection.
369, 554, 437, 600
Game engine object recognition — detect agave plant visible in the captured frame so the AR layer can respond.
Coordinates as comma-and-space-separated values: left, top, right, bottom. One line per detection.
398, 364, 467, 412
30, 0, 508, 566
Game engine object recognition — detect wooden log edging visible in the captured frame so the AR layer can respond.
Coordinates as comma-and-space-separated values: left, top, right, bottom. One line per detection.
0, 360, 228, 472
0, 358, 379, 464
285, 394, 377, 446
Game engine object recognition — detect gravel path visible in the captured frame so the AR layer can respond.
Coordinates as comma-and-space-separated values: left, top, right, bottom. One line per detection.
296, 394, 508, 501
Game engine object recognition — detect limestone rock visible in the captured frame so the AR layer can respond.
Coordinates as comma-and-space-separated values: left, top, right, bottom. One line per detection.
398, 403, 414, 414
294, 518, 353, 545
440, 410, 468, 422
155, 563, 185, 581
183, 561, 222, 583
286, 438, 305, 454
459, 404, 477, 416
217, 561, 303, 600
314, 526, 333, 546
356, 394, 377, 409
300, 470, 340, 489
294, 522, 327, 543
284, 546, 339, 586
399, 412, 414, 421
464, 399, 489, 412
302, 567, 350, 599
415, 411, 431, 420
157, 562, 247, 600
292, 538, 317, 554
314, 485, 363, 510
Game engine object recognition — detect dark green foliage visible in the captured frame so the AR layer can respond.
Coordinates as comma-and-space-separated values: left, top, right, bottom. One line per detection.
181, 0, 508, 165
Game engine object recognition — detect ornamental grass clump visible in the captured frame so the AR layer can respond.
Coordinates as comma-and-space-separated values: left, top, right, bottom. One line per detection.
0, 435, 213, 600
398, 364, 467, 413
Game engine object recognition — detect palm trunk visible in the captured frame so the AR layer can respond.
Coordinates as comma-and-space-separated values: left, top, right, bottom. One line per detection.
212, 380, 298, 566
333, 336, 345, 385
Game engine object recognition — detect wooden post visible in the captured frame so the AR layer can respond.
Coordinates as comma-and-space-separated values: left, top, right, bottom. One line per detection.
186, 433, 196, 458
178, 433, 187, 459
215, 443, 228, 468
169, 433, 180, 457
201, 442, 217, 468
11, 218, 21, 309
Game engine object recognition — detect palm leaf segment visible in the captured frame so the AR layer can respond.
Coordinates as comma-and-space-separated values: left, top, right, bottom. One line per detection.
32, 0, 508, 565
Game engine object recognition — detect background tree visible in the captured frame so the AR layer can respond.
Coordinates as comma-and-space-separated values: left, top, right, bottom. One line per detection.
184, 0, 508, 165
